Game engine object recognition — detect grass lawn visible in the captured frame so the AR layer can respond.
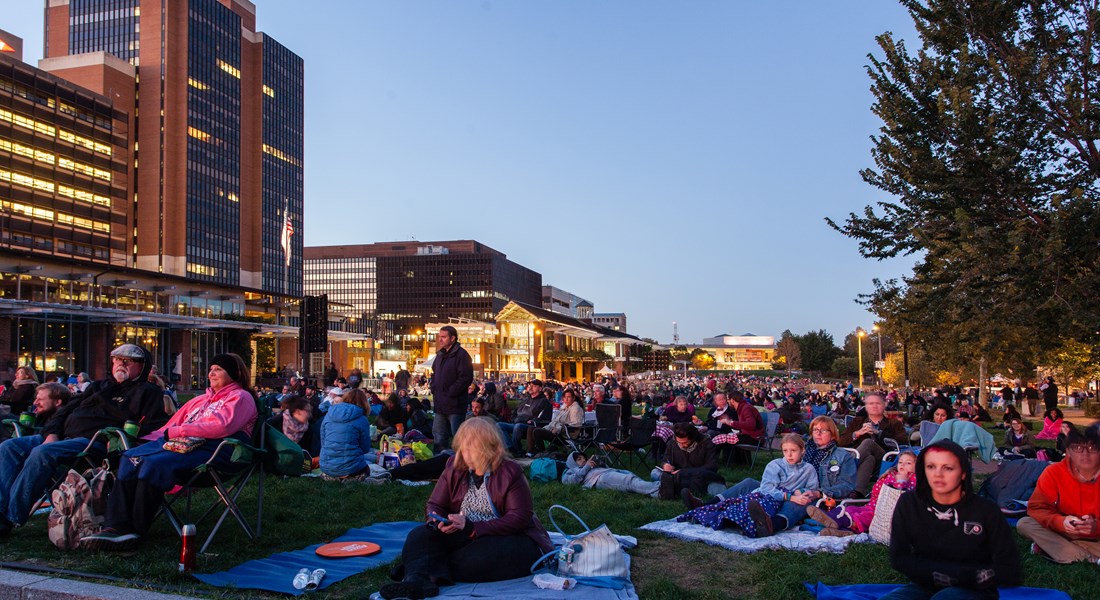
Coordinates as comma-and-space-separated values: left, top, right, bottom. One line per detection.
0, 413, 1096, 599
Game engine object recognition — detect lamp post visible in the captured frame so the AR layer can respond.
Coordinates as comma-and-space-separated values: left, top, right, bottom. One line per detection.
857, 328, 866, 390
872, 324, 883, 385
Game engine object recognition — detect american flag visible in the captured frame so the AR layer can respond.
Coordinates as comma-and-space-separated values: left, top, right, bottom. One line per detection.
280, 203, 294, 266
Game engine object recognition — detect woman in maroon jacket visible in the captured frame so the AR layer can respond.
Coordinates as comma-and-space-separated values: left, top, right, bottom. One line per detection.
378, 417, 553, 600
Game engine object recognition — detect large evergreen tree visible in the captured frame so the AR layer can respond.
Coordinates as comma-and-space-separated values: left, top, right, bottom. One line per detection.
828, 0, 1100, 376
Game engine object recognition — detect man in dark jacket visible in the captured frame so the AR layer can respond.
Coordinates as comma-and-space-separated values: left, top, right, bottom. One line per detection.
838, 392, 908, 498
0, 344, 168, 533
498, 379, 552, 454
429, 326, 473, 450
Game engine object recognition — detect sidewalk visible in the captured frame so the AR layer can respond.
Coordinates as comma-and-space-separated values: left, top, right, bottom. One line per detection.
0, 568, 200, 600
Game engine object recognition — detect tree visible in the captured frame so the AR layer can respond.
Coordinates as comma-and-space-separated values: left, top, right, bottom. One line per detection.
831, 357, 860, 378
776, 330, 802, 371
881, 347, 935, 388
797, 329, 840, 372
1043, 338, 1100, 396
690, 349, 716, 370
827, 0, 1100, 378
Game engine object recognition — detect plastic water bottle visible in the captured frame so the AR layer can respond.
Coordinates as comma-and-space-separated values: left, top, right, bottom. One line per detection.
178, 524, 196, 573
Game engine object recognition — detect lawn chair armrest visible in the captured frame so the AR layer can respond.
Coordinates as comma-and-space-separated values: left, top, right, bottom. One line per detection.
87, 427, 136, 453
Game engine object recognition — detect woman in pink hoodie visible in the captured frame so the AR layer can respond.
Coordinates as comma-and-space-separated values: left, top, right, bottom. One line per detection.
81, 353, 257, 550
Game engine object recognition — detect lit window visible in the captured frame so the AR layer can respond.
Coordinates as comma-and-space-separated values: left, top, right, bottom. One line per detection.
188, 126, 211, 142
188, 77, 209, 90
262, 85, 275, 98
216, 59, 241, 78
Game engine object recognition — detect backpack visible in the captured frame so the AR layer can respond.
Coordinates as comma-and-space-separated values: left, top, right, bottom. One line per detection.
47, 462, 113, 550
529, 458, 562, 482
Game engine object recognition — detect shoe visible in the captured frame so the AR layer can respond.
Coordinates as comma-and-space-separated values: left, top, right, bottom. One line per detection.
806, 505, 839, 530
747, 500, 774, 538
81, 527, 140, 551
681, 489, 704, 511
819, 527, 856, 538
379, 579, 440, 600
1030, 543, 1056, 562
658, 472, 675, 500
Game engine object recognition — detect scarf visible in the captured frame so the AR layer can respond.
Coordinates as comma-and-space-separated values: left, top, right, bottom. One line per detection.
281, 410, 309, 443
804, 441, 836, 469
680, 441, 699, 454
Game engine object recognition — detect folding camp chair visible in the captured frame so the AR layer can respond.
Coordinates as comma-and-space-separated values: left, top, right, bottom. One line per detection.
734, 411, 780, 469
566, 404, 621, 459
606, 416, 657, 470
160, 397, 268, 554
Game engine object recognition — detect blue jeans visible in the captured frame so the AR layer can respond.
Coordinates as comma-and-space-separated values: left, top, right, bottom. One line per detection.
433, 413, 465, 451
497, 422, 531, 453
0, 435, 105, 525
880, 584, 998, 600
716, 478, 807, 531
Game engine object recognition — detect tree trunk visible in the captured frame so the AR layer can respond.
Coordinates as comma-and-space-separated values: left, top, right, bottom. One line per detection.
978, 356, 989, 407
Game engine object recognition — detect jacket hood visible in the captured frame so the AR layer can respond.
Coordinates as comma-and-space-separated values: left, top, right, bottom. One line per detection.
326, 401, 365, 423
916, 439, 974, 501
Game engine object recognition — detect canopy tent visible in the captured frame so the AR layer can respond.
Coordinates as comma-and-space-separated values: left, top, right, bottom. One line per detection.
596, 365, 616, 375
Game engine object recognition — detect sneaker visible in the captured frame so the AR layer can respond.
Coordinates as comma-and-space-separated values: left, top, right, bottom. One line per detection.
681, 489, 704, 511
747, 500, 774, 538
806, 505, 839, 530
379, 579, 440, 600
819, 527, 856, 538
81, 527, 140, 551
1030, 543, 1056, 562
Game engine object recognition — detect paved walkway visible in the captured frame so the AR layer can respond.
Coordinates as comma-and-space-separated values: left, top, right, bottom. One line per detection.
0, 567, 200, 600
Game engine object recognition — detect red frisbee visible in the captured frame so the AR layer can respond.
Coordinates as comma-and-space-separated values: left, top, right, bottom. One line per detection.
315, 541, 382, 558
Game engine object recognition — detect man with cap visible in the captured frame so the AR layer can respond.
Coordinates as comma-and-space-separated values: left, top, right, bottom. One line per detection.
498, 380, 552, 455
429, 326, 473, 450
0, 343, 169, 534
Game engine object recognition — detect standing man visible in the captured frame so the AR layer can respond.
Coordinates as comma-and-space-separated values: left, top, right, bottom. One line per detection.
1023, 383, 1041, 417
1041, 376, 1060, 413
0, 344, 167, 534
395, 366, 411, 393
429, 326, 473, 450
838, 392, 907, 499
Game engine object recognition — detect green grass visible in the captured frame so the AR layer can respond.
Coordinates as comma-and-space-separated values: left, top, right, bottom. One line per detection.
0, 414, 1095, 598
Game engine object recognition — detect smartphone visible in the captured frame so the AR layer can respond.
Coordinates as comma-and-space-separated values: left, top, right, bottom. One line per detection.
428, 512, 452, 526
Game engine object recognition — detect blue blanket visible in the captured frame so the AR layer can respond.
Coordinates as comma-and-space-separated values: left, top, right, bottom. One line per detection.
195, 521, 420, 595
804, 583, 1070, 600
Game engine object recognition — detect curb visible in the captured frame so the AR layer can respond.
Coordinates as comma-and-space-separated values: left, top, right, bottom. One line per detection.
0, 568, 199, 600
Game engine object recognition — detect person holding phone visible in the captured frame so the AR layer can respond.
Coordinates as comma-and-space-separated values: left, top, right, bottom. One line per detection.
1018, 425, 1100, 563
377, 417, 552, 600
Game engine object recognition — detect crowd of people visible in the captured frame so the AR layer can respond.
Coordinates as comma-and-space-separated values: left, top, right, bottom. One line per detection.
1, 334, 1097, 600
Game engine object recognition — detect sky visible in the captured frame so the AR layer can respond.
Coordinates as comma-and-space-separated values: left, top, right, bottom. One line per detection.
7, 1, 920, 346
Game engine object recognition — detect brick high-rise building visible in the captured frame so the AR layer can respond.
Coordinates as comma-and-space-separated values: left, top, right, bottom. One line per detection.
42, 0, 304, 295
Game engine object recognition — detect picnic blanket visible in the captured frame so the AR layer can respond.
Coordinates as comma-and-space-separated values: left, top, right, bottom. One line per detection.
438, 554, 638, 599
804, 582, 1070, 600
195, 521, 420, 595
640, 518, 870, 554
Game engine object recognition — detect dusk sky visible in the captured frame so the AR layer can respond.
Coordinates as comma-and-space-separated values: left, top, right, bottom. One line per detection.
8, 1, 921, 345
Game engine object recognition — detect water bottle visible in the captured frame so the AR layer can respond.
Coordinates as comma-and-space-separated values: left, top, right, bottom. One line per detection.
178, 524, 196, 573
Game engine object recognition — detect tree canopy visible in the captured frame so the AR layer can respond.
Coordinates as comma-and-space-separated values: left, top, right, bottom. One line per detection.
828, 0, 1100, 375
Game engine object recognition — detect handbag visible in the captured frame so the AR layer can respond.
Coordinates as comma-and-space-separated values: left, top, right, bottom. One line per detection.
868, 484, 905, 544
531, 504, 631, 580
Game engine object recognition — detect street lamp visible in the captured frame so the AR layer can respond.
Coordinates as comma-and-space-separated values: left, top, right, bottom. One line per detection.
857, 328, 866, 390
872, 324, 883, 385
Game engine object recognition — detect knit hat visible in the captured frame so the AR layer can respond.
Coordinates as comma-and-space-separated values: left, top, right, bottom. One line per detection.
209, 354, 240, 381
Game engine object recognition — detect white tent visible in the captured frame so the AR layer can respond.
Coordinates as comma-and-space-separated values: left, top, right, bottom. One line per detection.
596, 365, 616, 376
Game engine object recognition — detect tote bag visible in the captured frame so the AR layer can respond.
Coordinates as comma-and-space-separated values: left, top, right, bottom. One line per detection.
868, 485, 906, 544
531, 505, 630, 579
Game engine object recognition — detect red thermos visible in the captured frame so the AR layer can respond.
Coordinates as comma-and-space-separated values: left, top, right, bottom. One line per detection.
179, 524, 196, 573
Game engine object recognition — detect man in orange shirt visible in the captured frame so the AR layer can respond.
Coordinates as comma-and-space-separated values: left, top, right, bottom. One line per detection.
1018, 426, 1100, 563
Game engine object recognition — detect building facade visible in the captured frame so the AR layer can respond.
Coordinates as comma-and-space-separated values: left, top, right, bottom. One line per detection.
697, 333, 776, 371
592, 312, 627, 332
541, 285, 590, 318
0, 2, 310, 388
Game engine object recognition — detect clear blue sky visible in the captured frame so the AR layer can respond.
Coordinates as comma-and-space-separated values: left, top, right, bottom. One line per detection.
8, 1, 919, 346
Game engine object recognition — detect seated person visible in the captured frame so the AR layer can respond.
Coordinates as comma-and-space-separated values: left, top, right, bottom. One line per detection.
883, 440, 1021, 600
562, 451, 659, 497
81, 353, 255, 549
0, 344, 167, 535
267, 394, 319, 457
478, 382, 507, 421
972, 403, 992, 422
808, 451, 916, 536
839, 393, 907, 499
29, 382, 69, 430
700, 392, 736, 436
999, 417, 1036, 458
377, 418, 552, 600
526, 389, 583, 455
404, 397, 433, 439
996, 405, 1023, 430
654, 423, 722, 500
686, 416, 858, 531
1036, 407, 1064, 440
465, 398, 496, 422
659, 395, 696, 424
726, 390, 765, 463
677, 433, 817, 538
1017, 426, 1100, 563
375, 393, 407, 437
319, 388, 376, 480
497, 380, 551, 455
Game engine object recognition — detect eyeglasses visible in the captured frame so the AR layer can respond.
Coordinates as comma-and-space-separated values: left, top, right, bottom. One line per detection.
111, 357, 140, 366
1068, 445, 1100, 454
811, 428, 832, 434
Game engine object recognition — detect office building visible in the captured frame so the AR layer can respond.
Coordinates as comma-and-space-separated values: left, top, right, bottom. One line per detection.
541, 285, 590, 318
592, 312, 627, 332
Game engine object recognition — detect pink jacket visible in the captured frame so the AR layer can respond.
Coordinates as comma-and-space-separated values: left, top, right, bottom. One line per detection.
147, 382, 257, 441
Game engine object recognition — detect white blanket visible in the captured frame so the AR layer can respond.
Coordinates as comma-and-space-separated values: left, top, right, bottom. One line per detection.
639, 518, 872, 554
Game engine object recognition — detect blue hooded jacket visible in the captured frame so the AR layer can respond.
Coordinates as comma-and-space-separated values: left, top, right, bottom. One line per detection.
320, 402, 373, 477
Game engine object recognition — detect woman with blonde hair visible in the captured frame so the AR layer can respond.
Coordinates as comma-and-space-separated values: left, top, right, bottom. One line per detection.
378, 417, 552, 600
